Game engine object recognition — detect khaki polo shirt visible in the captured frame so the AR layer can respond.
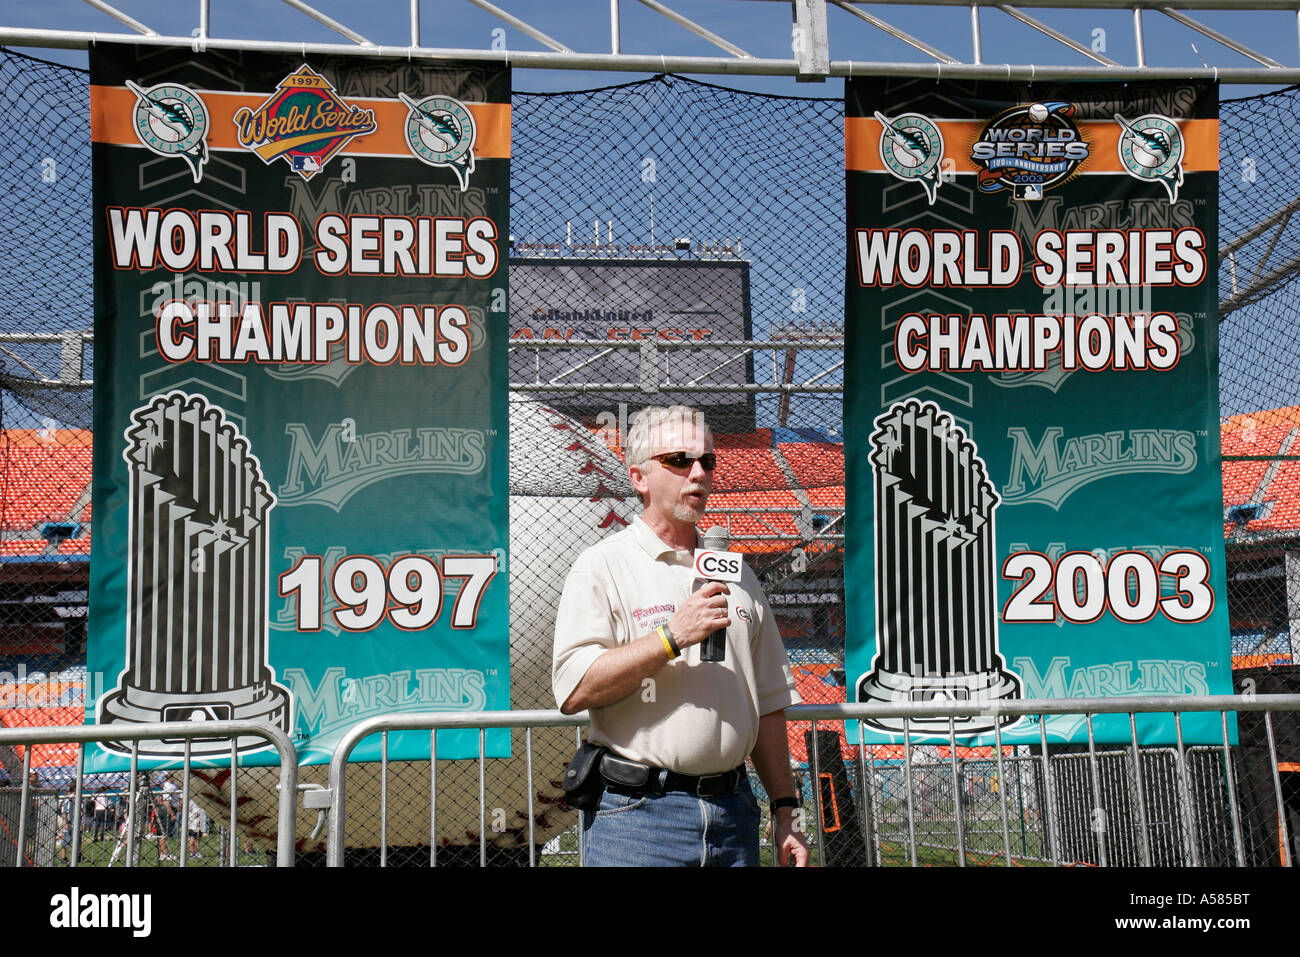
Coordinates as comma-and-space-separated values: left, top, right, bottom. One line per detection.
552, 516, 800, 775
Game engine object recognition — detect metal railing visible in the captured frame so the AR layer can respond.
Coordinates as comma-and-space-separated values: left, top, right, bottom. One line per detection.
0, 698, 1292, 866
796, 696, 1300, 868
325, 709, 587, 867
0, 720, 297, 867
6, 1, 1300, 84
319, 695, 1300, 867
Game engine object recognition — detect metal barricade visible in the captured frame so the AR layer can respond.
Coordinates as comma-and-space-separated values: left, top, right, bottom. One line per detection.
0, 720, 297, 867
321, 694, 1299, 867
798, 695, 1299, 868
325, 710, 587, 867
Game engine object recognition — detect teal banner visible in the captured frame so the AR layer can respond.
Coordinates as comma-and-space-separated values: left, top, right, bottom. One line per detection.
845, 79, 1230, 744
87, 44, 510, 767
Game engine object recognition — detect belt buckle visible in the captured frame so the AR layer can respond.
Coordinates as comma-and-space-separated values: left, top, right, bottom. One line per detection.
695, 770, 731, 798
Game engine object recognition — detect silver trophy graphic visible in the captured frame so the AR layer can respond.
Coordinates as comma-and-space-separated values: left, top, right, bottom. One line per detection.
856, 400, 1020, 732
99, 392, 292, 755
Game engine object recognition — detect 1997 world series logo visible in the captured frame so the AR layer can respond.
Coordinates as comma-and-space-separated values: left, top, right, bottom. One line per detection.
233, 64, 377, 180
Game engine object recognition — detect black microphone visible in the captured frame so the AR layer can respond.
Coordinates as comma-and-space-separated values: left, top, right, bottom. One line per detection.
698, 525, 731, 662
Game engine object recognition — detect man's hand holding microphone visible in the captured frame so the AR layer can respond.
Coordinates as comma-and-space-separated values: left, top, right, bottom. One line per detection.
665, 526, 742, 661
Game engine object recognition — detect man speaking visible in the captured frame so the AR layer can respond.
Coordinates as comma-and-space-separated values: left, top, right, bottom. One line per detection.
552, 405, 808, 866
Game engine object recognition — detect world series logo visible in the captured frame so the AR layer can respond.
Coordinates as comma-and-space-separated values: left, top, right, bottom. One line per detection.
400, 92, 477, 190
972, 101, 1089, 201
234, 64, 378, 180
127, 80, 210, 183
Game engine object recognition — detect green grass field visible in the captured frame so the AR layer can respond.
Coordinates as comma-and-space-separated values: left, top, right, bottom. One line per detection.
38, 830, 271, 867
536, 819, 1052, 867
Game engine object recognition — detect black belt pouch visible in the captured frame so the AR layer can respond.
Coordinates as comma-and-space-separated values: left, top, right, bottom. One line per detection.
562, 741, 607, 811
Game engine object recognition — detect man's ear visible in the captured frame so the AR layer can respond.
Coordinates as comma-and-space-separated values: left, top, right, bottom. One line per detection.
628, 461, 649, 497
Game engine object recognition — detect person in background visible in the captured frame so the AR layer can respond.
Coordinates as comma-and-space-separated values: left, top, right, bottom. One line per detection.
188, 798, 209, 859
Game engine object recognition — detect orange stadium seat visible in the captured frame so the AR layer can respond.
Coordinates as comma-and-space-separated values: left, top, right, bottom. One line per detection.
1222, 404, 1300, 431
805, 487, 845, 507
778, 442, 845, 489
701, 489, 801, 553
1222, 460, 1268, 502
0, 431, 91, 532
0, 707, 84, 769
1220, 416, 1300, 536
1233, 654, 1293, 670
712, 433, 789, 491
1252, 460, 1300, 533
0, 540, 51, 555
1221, 421, 1290, 457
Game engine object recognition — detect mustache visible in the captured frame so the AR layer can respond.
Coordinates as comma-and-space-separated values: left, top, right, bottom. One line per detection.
682, 485, 708, 495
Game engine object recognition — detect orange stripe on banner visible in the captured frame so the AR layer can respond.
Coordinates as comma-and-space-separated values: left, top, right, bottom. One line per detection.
1279, 762, 1300, 773
90, 85, 510, 158
846, 117, 1218, 173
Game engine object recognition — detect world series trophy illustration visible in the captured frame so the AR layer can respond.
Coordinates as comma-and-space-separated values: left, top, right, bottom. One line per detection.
98, 392, 292, 755
856, 400, 1021, 732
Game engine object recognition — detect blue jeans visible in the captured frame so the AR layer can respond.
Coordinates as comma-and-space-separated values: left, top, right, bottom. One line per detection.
581, 778, 761, 867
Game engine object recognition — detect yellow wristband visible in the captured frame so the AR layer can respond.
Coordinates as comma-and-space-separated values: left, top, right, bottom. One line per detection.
657, 625, 680, 660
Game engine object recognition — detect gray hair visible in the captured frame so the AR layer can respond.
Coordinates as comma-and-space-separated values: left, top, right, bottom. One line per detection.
625, 405, 711, 466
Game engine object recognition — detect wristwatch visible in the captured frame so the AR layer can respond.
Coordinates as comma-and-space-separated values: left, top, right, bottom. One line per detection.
769, 796, 800, 816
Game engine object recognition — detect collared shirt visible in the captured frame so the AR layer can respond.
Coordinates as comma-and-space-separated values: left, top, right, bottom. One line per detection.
552, 516, 800, 775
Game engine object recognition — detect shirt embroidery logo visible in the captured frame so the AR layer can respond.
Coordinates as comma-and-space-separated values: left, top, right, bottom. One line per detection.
632, 603, 676, 627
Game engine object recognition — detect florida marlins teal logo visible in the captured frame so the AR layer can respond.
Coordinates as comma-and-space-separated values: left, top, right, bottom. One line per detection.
875, 110, 944, 204
1115, 113, 1185, 203
127, 79, 209, 183
400, 92, 477, 190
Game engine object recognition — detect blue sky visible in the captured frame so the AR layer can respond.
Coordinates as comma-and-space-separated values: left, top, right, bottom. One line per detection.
4, 0, 1299, 97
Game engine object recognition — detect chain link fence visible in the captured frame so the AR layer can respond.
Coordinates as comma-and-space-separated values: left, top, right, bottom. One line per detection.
0, 46, 1296, 865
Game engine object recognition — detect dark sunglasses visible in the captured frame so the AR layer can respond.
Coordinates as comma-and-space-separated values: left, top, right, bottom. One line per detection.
651, 451, 717, 472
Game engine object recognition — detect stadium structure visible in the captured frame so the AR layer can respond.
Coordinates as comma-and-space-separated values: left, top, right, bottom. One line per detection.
2, 0, 1300, 866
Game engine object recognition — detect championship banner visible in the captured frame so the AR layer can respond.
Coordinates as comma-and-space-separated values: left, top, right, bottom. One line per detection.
845, 79, 1229, 744
87, 44, 510, 766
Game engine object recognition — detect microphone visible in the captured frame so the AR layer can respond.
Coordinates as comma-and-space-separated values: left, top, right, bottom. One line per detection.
696, 525, 736, 662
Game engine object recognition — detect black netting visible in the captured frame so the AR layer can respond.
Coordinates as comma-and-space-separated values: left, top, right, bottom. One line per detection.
0, 49, 93, 435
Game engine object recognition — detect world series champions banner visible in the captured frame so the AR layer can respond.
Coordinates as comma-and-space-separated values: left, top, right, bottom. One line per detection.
86, 44, 510, 766
844, 78, 1230, 744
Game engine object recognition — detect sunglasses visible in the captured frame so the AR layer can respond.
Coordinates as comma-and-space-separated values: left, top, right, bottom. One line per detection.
651, 451, 717, 472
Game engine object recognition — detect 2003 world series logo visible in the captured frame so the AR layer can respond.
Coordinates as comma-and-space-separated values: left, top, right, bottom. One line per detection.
971, 101, 1090, 201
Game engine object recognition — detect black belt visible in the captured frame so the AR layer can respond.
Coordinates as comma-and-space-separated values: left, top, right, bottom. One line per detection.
599, 752, 746, 798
